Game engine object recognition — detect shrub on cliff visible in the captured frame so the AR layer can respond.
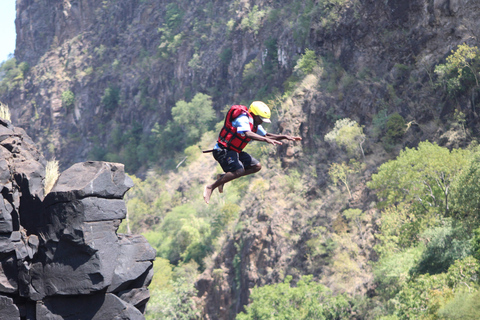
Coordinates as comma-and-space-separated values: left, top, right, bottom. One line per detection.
237, 275, 351, 320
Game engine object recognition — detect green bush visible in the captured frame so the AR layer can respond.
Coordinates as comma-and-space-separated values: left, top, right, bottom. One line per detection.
239, 5, 266, 35
295, 49, 317, 76
414, 221, 471, 275
61, 90, 75, 110
171, 93, 216, 148
389, 257, 479, 319
237, 275, 351, 320
435, 44, 480, 96
382, 113, 406, 149
101, 85, 120, 110
0, 58, 29, 94
452, 151, 480, 227
368, 141, 469, 215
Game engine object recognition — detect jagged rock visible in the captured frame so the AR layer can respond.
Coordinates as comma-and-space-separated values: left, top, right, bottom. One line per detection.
36, 293, 144, 320
0, 295, 20, 319
46, 198, 127, 224
13, 159, 45, 200
108, 234, 156, 293
0, 121, 154, 319
31, 220, 122, 298
0, 194, 14, 233
0, 125, 15, 143
0, 253, 18, 293
44, 161, 134, 206
118, 287, 151, 313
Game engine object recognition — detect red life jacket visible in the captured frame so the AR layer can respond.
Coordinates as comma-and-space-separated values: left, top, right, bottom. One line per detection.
217, 105, 258, 153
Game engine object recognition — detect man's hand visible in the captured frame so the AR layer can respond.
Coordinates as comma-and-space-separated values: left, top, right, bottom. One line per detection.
284, 135, 302, 141
266, 138, 283, 145
265, 133, 302, 141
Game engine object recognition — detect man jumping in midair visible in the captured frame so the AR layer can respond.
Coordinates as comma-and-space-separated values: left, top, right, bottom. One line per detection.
203, 101, 302, 204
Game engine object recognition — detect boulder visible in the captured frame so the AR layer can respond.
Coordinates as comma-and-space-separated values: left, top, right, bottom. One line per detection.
108, 234, 156, 293
0, 295, 20, 320
44, 161, 134, 206
0, 121, 155, 319
36, 293, 144, 320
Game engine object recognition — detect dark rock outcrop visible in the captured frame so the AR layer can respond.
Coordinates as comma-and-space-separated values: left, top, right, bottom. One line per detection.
0, 119, 155, 319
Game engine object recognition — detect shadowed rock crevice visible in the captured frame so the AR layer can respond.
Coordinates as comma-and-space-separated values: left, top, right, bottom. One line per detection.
0, 120, 155, 319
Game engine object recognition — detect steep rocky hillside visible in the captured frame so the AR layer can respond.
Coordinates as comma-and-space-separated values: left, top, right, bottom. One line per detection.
3, 0, 478, 172
0, 118, 155, 319
3, 0, 480, 319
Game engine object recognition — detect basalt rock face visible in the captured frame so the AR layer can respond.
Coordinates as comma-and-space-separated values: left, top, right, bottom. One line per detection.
6, 0, 480, 172
0, 120, 155, 319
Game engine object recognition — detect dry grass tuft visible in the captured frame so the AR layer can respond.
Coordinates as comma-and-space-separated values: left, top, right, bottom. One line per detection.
0, 102, 11, 121
45, 159, 60, 194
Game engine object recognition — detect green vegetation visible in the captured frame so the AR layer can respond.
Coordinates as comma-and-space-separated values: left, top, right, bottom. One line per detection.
0, 58, 29, 94
366, 142, 480, 319
328, 161, 358, 198
7, 2, 480, 319
237, 275, 351, 320
146, 258, 200, 319
325, 118, 365, 159
171, 93, 216, 147
158, 3, 185, 59
61, 90, 75, 110
101, 85, 120, 111
239, 5, 267, 35
382, 112, 406, 150
435, 44, 480, 96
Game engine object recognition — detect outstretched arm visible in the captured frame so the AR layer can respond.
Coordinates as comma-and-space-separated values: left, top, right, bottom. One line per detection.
266, 133, 302, 141
244, 131, 283, 145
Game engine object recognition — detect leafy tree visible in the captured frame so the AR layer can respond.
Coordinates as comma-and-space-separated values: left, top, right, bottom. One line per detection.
237, 275, 351, 320
146, 261, 200, 320
368, 141, 469, 215
438, 291, 480, 319
158, 3, 185, 58
374, 204, 425, 254
0, 58, 28, 94
414, 221, 471, 275
343, 208, 368, 242
373, 246, 424, 300
435, 44, 480, 97
156, 204, 212, 268
390, 257, 479, 319
171, 93, 216, 148
451, 150, 480, 226
325, 118, 365, 159
240, 5, 266, 35
471, 227, 480, 262
328, 161, 358, 198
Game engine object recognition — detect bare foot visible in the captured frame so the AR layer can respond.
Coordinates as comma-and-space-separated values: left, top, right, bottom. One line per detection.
216, 174, 225, 193
204, 185, 213, 204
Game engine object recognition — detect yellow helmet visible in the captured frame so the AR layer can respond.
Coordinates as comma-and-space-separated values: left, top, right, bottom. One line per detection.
248, 101, 271, 123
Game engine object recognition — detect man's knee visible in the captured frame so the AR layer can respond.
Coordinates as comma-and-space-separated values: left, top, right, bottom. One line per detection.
233, 168, 245, 177
253, 163, 262, 172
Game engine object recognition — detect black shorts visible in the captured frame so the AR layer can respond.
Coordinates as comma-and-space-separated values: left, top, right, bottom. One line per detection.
212, 147, 260, 173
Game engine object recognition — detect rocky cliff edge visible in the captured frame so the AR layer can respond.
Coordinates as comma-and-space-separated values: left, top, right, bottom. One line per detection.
0, 118, 155, 319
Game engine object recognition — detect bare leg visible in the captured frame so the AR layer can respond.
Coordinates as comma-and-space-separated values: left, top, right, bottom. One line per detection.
204, 163, 261, 204
216, 173, 225, 193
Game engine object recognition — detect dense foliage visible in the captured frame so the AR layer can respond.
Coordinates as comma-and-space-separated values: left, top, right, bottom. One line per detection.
4, 1, 480, 318
116, 43, 480, 319
237, 275, 352, 320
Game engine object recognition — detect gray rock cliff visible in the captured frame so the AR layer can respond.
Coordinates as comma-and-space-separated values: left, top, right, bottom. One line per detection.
0, 119, 155, 319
